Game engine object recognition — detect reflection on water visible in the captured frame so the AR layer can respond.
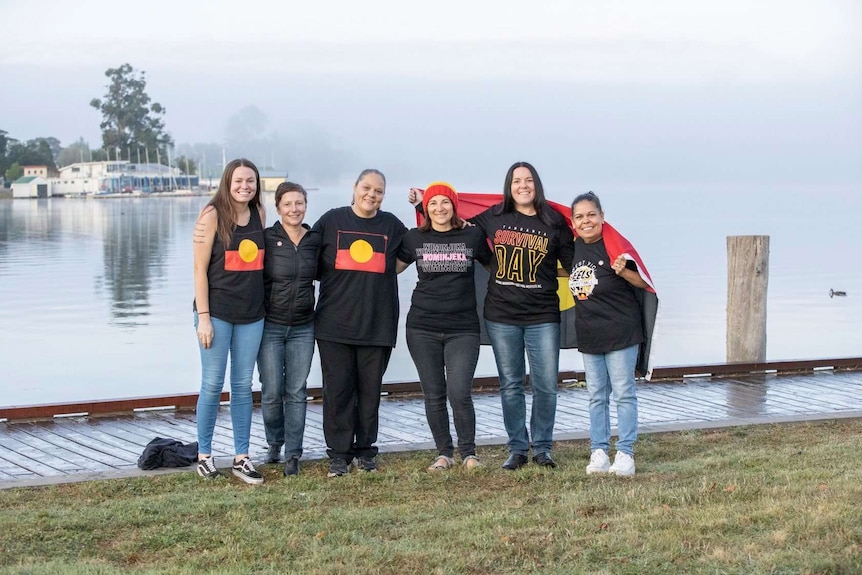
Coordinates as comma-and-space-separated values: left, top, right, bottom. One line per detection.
1, 184, 860, 407
0, 196, 207, 405
96, 199, 188, 326
726, 375, 769, 418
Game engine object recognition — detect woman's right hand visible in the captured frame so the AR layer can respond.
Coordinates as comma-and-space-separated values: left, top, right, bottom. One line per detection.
197, 315, 214, 349
408, 187, 423, 207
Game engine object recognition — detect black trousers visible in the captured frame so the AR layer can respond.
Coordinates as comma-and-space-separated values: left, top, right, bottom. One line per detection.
406, 328, 480, 459
317, 340, 392, 460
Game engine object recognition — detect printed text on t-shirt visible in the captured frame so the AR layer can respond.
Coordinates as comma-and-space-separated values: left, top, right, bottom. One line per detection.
493, 226, 549, 284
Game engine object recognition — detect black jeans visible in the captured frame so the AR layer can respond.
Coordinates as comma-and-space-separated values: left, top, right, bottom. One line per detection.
317, 340, 392, 460
406, 328, 480, 459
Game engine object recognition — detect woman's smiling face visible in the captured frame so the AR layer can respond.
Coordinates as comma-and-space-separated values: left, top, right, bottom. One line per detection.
229, 166, 258, 205
352, 173, 386, 217
510, 166, 536, 212
572, 198, 604, 243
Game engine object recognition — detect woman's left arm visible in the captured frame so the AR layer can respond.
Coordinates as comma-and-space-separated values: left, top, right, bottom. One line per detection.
612, 255, 648, 289
396, 259, 411, 274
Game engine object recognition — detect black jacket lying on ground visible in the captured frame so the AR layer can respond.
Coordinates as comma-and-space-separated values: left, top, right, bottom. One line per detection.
137, 437, 199, 470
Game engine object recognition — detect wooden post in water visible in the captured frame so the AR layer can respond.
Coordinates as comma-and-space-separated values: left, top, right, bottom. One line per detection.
727, 235, 769, 362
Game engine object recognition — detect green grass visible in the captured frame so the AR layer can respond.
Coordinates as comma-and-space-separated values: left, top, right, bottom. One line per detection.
2, 419, 862, 574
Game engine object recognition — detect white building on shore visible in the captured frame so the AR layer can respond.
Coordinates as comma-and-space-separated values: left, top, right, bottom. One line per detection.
51, 161, 197, 196
11, 176, 52, 198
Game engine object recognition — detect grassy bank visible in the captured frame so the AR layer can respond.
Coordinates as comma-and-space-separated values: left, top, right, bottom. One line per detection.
2, 419, 861, 574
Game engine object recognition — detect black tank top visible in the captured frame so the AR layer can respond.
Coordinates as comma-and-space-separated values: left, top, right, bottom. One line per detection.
202, 209, 266, 324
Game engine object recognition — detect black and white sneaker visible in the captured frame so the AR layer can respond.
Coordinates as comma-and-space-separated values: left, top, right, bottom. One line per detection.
232, 457, 264, 485
197, 457, 221, 480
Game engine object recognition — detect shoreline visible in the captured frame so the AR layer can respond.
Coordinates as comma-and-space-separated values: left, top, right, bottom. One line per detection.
3, 356, 860, 421
0, 189, 215, 200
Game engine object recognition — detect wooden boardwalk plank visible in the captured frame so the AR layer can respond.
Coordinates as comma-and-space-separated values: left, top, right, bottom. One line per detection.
472, 396, 507, 435
776, 376, 859, 410
2, 369, 862, 488
721, 381, 777, 417
634, 387, 706, 423
65, 416, 163, 450
0, 429, 97, 475
0, 452, 37, 479
13, 423, 131, 470
108, 414, 198, 444
137, 412, 233, 454
41, 420, 142, 464
0, 466, 17, 480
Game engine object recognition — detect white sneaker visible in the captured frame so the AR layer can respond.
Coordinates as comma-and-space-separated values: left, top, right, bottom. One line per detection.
609, 451, 636, 476
586, 449, 610, 474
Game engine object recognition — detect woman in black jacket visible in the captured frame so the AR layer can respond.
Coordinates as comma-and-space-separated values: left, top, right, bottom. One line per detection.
257, 182, 320, 476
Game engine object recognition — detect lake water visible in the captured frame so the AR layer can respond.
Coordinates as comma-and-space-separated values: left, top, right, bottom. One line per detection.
1, 183, 860, 407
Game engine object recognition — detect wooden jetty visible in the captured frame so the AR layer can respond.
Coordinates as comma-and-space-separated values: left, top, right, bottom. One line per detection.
1, 358, 861, 490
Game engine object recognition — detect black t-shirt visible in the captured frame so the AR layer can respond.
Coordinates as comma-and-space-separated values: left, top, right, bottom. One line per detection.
398, 226, 492, 333
203, 209, 265, 324
570, 237, 644, 354
471, 205, 575, 325
312, 206, 407, 347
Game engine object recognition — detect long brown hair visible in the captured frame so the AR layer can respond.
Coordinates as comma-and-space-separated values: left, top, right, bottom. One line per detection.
495, 161, 559, 227
206, 158, 262, 249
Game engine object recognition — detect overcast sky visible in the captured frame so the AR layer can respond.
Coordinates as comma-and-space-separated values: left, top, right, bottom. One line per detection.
2, 0, 860, 188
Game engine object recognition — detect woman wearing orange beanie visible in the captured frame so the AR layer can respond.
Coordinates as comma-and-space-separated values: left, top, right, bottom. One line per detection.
397, 182, 492, 470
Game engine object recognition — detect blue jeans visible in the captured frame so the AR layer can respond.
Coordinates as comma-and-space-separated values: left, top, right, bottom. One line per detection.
485, 320, 560, 456
195, 314, 264, 456
581, 344, 639, 456
257, 320, 315, 458
406, 328, 480, 459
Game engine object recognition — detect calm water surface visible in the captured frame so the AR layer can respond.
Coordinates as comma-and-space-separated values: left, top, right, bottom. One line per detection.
1, 184, 859, 407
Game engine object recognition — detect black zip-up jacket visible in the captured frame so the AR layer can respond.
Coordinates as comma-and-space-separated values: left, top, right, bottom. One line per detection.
262, 222, 321, 326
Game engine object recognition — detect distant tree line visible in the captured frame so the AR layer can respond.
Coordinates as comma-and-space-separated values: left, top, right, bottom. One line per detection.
3, 61, 353, 188
2, 63, 197, 186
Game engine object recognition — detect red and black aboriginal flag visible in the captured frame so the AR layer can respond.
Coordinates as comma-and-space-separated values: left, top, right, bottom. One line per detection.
414, 190, 660, 380
225, 238, 264, 271
335, 231, 387, 273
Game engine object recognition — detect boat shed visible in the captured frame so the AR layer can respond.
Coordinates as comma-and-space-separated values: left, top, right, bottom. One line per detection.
11, 176, 51, 198
259, 170, 288, 192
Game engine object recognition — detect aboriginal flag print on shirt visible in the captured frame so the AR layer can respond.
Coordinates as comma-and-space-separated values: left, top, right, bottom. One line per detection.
225, 237, 264, 271
335, 231, 387, 273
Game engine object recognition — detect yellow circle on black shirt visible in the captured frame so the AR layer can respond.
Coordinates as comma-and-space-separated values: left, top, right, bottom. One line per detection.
238, 239, 259, 263
349, 239, 373, 263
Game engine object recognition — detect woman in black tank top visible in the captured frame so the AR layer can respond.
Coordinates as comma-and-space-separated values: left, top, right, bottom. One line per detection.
192, 158, 267, 485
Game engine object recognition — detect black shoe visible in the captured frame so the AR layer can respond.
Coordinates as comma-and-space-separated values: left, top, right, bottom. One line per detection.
265, 445, 281, 464
353, 456, 378, 472
501, 453, 529, 470
327, 458, 350, 477
532, 452, 558, 468
283, 456, 300, 476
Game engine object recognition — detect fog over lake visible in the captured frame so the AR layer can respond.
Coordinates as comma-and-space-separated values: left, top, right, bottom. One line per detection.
1, 182, 859, 406
1, 1, 860, 405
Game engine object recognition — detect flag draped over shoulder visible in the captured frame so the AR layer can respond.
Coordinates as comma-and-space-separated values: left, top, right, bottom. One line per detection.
597, 220, 659, 380
414, 191, 660, 380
